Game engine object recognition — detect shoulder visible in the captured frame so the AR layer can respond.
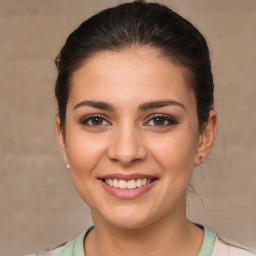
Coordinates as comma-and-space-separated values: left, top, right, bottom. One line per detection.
213, 235, 256, 256
25, 240, 74, 256
25, 242, 66, 256
25, 226, 93, 256
40, 242, 67, 256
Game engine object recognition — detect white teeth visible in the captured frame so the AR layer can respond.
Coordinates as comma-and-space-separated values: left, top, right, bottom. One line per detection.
104, 178, 154, 189
127, 179, 136, 189
136, 179, 142, 188
113, 179, 118, 188
119, 180, 127, 189
147, 179, 153, 184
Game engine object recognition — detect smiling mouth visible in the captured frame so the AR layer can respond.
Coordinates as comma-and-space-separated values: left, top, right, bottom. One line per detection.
102, 178, 157, 190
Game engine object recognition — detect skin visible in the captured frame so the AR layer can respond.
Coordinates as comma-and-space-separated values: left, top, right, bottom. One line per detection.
56, 47, 217, 256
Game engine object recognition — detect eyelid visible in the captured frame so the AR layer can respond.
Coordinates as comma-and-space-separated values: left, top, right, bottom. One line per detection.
80, 114, 112, 126
143, 113, 178, 126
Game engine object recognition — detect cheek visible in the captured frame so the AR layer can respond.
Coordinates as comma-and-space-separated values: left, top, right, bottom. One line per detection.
147, 131, 198, 172
65, 130, 108, 177
64, 131, 110, 206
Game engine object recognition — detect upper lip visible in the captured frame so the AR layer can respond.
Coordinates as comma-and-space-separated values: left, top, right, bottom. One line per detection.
98, 173, 158, 181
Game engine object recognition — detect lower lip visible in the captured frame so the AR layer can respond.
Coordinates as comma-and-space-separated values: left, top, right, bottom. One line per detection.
99, 179, 157, 199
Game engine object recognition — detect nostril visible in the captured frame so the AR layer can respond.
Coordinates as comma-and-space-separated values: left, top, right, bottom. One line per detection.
106, 130, 147, 165
107, 149, 146, 165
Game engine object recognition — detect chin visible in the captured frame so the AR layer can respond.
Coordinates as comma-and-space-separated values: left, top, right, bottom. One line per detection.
108, 216, 153, 230
92, 203, 160, 230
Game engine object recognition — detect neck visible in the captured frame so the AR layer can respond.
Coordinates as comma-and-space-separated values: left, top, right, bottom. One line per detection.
85, 200, 204, 256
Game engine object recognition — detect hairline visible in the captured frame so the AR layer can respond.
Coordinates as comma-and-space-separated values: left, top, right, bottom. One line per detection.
60, 45, 199, 131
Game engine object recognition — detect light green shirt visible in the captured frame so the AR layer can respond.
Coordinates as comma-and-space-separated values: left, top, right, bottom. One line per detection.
27, 225, 216, 256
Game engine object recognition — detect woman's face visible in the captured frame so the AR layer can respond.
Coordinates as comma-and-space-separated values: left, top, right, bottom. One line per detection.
56, 48, 213, 229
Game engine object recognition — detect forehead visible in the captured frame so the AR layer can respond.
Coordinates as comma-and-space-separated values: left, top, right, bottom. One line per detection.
69, 47, 196, 109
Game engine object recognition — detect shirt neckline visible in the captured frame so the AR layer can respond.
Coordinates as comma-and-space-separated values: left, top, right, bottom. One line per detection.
66, 225, 216, 256
198, 225, 217, 256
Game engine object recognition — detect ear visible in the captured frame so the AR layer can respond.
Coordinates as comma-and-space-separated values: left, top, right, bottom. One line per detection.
55, 117, 69, 164
194, 110, 217, 166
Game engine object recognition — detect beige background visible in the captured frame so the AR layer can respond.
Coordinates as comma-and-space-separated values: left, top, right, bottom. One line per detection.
0, 1, 256, 255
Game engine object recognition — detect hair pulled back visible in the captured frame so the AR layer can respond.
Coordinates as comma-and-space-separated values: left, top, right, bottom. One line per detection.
55, 0, 214, 130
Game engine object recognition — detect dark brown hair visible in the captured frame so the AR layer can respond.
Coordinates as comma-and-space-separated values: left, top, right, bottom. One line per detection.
55, 1, 214, 130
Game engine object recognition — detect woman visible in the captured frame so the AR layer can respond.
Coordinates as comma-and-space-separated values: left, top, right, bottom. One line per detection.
27, 1, 255, 255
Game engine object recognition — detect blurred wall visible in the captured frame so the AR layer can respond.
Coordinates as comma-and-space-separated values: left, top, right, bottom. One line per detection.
0, 1, 255, 255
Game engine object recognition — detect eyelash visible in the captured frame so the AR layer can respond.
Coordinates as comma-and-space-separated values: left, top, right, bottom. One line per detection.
80, 114, 111, 126
144, 114, 178, 127
80, 114, 178, 127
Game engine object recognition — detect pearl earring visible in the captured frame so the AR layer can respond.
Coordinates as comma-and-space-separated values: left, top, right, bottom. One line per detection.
66, 164, 70, 169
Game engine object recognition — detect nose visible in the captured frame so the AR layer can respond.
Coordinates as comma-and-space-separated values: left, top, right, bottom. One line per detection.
107, 124, 147, 166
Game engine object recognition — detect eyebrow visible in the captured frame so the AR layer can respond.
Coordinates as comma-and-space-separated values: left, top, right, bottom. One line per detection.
138, 100, 186, 111
73, 99, 186, 112
73, 100, 115, 111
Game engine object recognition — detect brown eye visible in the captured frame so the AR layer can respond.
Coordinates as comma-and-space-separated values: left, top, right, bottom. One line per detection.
91, 117, 104, 125
145, 114, 178, 127
81, 114, 111, 126
152, 117, 166, 126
